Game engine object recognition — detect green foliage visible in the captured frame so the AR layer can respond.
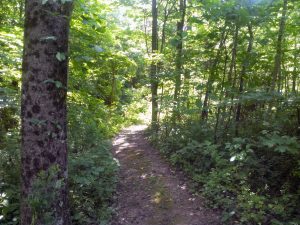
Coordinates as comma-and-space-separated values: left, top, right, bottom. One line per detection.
1, 0, 300, 224
148, 0, 300, 223
0, 130, 20, 225
159, 121, 300, 224
28, 165, 64, 225
0, 0, 146, 224
55, 52, 66, 62
259, 131, 300, 154
69, 146, 118, 224
67, 94, 120, 224
0, 24, 21, 225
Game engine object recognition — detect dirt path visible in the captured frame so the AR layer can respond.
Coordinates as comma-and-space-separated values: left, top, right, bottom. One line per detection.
111, 125, 221, 225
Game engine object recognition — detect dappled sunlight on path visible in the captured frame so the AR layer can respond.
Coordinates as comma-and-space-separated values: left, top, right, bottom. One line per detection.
111, 125, 221, 225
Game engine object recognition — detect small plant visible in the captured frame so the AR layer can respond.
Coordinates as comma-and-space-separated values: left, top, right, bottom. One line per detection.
28, 165, 65, 225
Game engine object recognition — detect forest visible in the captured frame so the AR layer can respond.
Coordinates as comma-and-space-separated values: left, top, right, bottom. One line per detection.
0, 0, 299, 224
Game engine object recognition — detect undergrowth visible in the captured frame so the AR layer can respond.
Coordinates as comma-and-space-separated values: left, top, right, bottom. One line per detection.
0, 90, 145, 225
153, 107, 300, 225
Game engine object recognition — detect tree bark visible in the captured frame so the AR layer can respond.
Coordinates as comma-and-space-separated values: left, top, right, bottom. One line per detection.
21, 1, 72, 224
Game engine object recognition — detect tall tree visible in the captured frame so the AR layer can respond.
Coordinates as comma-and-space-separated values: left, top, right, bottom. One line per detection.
173, 0, 187, 109
235, 23, 254, 135
201, 24, 228, 120
271, 0, 288, 92
20, 0, 72, 224
157, 0, 175, 123
150, 0, 159, 131
292, 37, 298, 93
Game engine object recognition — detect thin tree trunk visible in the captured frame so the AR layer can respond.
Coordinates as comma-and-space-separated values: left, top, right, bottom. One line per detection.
20, 1, 72, 224
143, 13, 150, 55
227, 24, 239, 89
282, 55, 287, 95
151, 0, 159, 131
271, 0, 288, 92
158, 83, 164, 124
201, 25, 228, 120
214, 49, 228, 142
19, 0, 24, 23
157, 0, 174, 123
223, 23, 239, 130
109, 67, 116, 106
292, 38, 297, 93
173, 0, 187, 109
183, 69, 191, 110
160, 0, 175, 53
235, 23, 254, 136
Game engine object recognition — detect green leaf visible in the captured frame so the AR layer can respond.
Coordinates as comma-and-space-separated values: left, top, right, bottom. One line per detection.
61, 0, 72, 3
170, 38, 180, 47
93, 45, 104, 53
29, 118, 46, 126
55, 179, 63, 189
274, 145, 289, 153
40, 36, 57, 41
43, 79, 65, 89
56, 52, 66, 62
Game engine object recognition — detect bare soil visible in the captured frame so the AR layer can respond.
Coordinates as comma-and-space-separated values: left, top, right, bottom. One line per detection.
111, 125, 221, 225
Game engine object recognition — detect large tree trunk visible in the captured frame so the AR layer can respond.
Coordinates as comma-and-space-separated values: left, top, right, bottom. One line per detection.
21, 1, 72, 224
151, 0, 159, 131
